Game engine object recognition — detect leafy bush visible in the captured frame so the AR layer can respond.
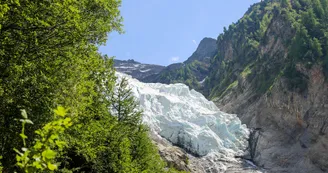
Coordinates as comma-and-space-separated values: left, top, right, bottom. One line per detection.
14, 107, 72, 172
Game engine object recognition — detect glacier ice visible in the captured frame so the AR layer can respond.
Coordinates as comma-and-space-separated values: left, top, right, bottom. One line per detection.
115, 72, 249, 158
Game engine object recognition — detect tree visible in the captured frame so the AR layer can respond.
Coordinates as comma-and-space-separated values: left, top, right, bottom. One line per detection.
313, 0, 325, 18
0, 0, 185, 172
109, 77, 183, 173
111, 77, 142, 127
0, 0, 122, 171
281, 0, 291, 8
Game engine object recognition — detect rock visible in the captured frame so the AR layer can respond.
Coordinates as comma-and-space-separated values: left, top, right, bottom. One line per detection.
114, 59, 165, 81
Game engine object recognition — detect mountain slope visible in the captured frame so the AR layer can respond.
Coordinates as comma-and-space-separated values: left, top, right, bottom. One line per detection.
143, 37, 217, 91
202, 0, 328, 172
114, 59, 165, 81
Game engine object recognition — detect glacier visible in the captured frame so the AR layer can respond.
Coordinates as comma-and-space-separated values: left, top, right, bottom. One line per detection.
115, 72, 250, 160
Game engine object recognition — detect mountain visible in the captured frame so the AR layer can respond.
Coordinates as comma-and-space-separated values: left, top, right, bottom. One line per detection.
114, 1, 328, 172
143, 37, 217, 92
184, 37, 217, 64
116, 72, 260, 172
114, 59, 165, 81
201, 0, 328, 172
118, 0, 328, 172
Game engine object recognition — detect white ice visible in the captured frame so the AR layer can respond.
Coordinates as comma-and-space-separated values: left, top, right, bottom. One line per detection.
115, 72, 249, 158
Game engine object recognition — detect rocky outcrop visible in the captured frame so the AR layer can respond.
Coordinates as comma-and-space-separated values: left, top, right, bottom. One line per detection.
114, 59, 165, 81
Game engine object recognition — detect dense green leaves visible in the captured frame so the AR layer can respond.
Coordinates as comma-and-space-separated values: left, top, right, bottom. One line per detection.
14, 106, 72, 172
0, 1, 122, 169
0, 0, 180, 172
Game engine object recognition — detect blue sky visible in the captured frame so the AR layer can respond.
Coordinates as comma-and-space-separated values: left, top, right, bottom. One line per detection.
99, 0, 260, 66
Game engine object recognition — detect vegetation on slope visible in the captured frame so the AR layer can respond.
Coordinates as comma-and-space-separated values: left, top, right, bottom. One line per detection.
142, 37, 216, 92
206, 0, 328, 99
147, 60, 210, 90
0, 0, 183, 172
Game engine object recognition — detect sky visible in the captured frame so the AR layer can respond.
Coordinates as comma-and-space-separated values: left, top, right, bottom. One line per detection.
99, 0, 260, 66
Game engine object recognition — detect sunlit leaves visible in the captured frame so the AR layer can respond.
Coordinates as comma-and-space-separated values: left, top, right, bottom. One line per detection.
14, 107, 72, 172
0, 0, 122, 171
21, 110, 28, 119
42, 149, 56, 160
0, 0, 181, 172
47, 162, 57, 171
54, 106, 66, 117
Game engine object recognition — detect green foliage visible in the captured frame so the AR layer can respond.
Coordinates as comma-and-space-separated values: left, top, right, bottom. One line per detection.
111, 78, 142, 126
14, 106, 72, 172
241, 65, 252, 78
281, 0, 291, 8
288, 0, 327, 66
59, 77, 181, 173
109, 78, 171, 172
0, 0, 122, 170
218, 80, 238, 98
0, 156, 2, 172
0, 0, 183, 172
259, 13, 273, 37
207, 0, 328, 99
283, 64, 309, 93
153, 60, 208, 91
254, 66, 280, 94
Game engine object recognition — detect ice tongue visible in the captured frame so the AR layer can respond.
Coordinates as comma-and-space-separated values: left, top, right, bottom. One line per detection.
115, 72, 249, 158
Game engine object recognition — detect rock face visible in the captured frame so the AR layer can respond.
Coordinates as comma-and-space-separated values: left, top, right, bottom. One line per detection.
203, 1, 328, 172
116, 72, 261, 172
221, 64, 328, 173
114, 59, 165, 81
184, 37, 217, 64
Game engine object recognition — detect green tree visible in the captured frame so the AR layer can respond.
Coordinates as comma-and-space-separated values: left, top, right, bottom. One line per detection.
281, 0, 291, 8
313, 0, 325, 18
111, 78, 142, 127
110, 77, 168, 172
0, 0, 122, 171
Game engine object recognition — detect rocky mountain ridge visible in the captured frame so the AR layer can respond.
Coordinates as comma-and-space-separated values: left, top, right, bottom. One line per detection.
114, 37, 217, 92
114, 59, 165, 81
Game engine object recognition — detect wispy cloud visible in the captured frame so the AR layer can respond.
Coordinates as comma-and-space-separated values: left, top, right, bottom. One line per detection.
192, 40, 197, 46
170, 56, 180, 62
